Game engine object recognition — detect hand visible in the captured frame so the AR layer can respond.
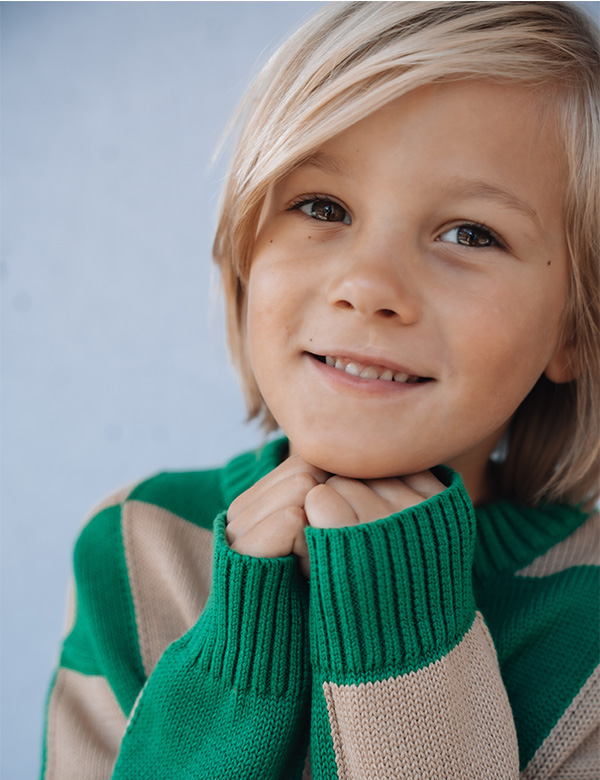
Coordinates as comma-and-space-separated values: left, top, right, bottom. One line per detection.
226, 455, 329, 577
304, 471, 445, 530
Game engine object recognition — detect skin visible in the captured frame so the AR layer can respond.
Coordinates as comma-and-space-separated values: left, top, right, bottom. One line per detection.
226, 81, 573, 575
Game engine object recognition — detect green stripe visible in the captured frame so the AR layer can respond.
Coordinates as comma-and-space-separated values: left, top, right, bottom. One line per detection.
128, 469, 225, 530
309, 678, 340, 780
474, 501, 588, 578
475, 565, 599, 769
61, 505, 145, 714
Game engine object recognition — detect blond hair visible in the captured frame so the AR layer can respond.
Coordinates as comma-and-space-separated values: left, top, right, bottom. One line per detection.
213, 1, 600, 507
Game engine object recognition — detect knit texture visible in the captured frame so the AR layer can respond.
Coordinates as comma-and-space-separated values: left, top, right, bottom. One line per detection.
41, 438, 599, 779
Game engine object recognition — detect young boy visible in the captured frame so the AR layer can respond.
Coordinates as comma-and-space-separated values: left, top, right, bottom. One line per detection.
42, 3, 599, 778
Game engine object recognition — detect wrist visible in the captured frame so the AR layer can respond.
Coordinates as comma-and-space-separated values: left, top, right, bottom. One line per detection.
306, 468, 476, 680
190, 511, 310, 695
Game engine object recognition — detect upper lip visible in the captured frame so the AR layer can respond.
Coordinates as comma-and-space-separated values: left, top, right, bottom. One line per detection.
306, 348, 433, 379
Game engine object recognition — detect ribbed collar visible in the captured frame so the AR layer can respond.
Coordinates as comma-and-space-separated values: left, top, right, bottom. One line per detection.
220, 437, 589, 579
473, 499, 588, 579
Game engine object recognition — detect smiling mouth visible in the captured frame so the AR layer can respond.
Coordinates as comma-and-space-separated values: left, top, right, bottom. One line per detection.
312, 354, 432, 384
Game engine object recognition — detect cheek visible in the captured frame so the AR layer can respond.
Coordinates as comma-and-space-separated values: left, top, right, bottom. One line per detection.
455, 295, 562, 402
245, 263, 301, 381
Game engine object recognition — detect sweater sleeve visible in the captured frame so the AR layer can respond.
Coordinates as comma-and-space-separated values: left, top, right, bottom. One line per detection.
111, 511, 311, 779
42, 507, 311, 780
304, 469, 520, 780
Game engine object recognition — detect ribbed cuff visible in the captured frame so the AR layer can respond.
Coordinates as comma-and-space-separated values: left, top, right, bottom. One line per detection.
190, 511, 309, 696
305, 468, 476, 680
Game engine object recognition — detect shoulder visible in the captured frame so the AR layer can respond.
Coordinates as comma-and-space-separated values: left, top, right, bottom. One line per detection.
73, 467, 227, 575
74, 465, 230, 610
84, 466, 227, 532
69, 465, 231, 684
515, 510, 599, 577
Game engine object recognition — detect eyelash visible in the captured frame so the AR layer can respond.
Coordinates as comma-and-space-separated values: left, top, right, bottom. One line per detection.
438, 221, 507, 250
289, 195, 506, 250
289, 194, 351, 223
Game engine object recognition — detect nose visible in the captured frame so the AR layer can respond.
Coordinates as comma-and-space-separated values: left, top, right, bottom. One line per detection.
326, 251, 421, 323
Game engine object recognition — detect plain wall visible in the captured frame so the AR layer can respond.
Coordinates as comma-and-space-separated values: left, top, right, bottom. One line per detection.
2, 2, 598, 779
1, 3, 322, 777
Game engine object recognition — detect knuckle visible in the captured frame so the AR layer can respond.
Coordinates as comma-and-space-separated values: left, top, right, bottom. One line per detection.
289, 472, 318, 494
326, 475, 350, 489
280, 505, 306, 530
227, 495, 244, 519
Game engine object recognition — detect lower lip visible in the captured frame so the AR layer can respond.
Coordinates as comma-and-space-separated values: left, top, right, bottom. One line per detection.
307, 354, 433, 396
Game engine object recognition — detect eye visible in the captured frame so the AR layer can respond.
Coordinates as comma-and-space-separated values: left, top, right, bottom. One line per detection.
438, 223, 502, 249
293, 198, 351, 225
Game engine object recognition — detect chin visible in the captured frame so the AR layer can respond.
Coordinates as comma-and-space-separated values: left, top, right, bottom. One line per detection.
291, 440, 429, 480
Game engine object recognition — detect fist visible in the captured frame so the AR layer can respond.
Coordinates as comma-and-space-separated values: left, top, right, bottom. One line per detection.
226, 455, 328, 576
304, 471, 445, 530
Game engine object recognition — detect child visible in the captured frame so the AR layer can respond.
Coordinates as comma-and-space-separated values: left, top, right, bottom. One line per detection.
42, 2, 599, 778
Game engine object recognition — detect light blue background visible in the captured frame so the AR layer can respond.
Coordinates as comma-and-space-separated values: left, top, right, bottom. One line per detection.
2, 2, 598, 778
1, 3, 322, 777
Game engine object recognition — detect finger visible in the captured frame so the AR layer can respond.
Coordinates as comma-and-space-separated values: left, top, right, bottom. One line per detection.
228, 470, 320, 543
362, 472, 445, 511
360, 478, 426, 513
228, 506, 307, 559
320, 476, 391, 524
399, 471, 446, 498
304, 483, 359, 529
228, 455, 328, 521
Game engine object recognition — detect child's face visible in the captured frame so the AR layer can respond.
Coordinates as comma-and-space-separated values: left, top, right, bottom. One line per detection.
246, 81, 570, 500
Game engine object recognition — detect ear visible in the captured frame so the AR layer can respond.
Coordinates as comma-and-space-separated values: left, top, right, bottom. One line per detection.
544, 343, 578, 383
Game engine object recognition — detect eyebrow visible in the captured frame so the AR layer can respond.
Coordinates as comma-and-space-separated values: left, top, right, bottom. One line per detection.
294, 155, 542, 226
443, 178, 541, 226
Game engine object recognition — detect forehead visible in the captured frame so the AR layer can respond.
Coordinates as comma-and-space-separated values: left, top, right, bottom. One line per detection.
288, 81, 566, 231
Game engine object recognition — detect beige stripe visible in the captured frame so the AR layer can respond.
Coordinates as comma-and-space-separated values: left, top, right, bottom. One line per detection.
121, 500, 214, 677
322, 612, 518, 780
302, 746, 313, 779
86, 483, 135, 519
62, 578, 77, 639
45, 668, 126, 780
516, 513, 599, 578
60, 487, 138, 646
521, 666, 600, 780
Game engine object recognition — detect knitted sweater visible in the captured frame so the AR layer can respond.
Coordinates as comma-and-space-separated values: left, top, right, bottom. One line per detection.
41, 438, 599, 779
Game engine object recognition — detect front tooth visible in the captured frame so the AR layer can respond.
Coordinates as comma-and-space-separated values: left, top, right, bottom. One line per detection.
393, 372, 409, 383
325, 356, 335, 366
360, 366, 379, 379
335, 358, 345, 370
380, 369, 393, 381
345, 362, 361, 376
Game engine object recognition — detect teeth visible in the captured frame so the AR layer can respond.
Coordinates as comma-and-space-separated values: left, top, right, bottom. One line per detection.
322, 355, 422, 383
360, 367, 379, 379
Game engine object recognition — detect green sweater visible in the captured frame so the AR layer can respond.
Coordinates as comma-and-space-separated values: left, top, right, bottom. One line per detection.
42, 438, 599, 779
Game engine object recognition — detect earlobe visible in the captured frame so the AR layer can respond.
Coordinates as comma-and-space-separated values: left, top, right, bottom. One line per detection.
544, 345, 578, 383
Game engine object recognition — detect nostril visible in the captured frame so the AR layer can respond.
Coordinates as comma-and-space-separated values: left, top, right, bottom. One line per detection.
334, 300, 354, 310
379, 308, 397, 318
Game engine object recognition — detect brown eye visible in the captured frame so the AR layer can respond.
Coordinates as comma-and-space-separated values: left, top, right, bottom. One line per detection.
438, 223, 501, 248
457, 226, 493, 247
298, 199, 351, 224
